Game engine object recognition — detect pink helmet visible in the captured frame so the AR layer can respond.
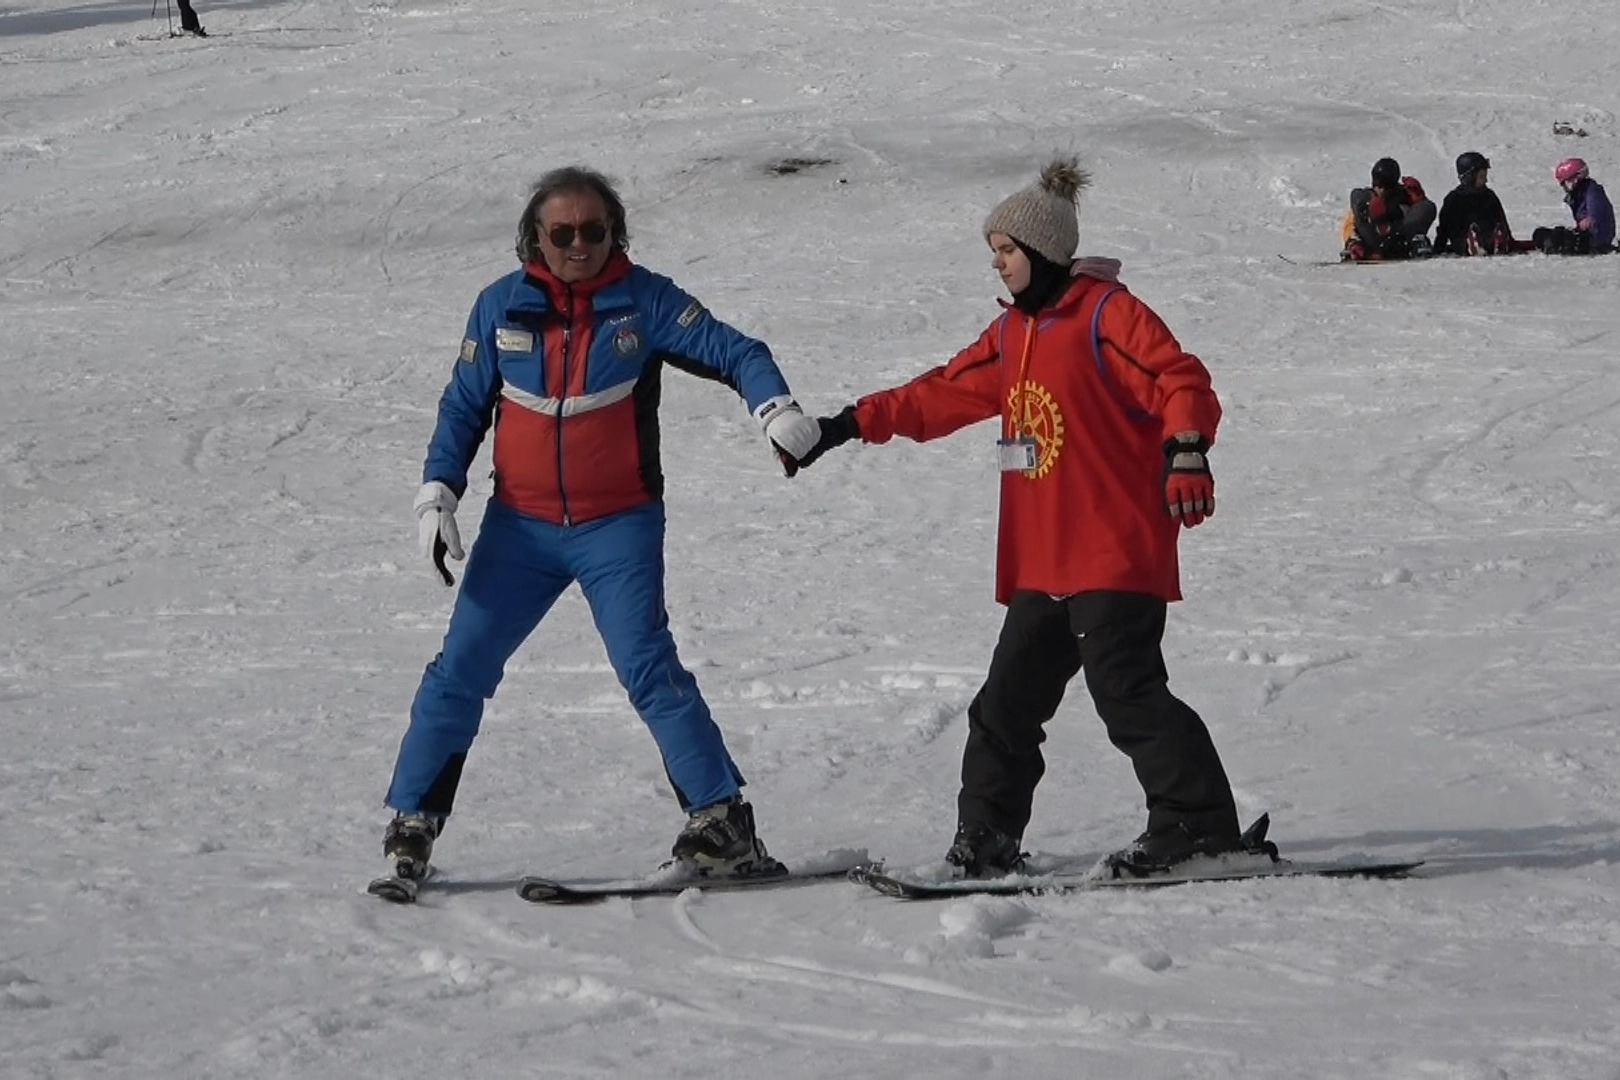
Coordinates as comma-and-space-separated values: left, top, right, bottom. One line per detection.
1554, 157, 1589, 184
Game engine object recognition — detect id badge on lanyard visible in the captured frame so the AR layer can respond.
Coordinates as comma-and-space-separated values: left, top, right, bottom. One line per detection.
996, 436, 1038, 472
1001, 318, 1045, 473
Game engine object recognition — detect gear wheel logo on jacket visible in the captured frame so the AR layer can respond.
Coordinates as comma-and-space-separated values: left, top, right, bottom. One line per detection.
1008, 381, 1065, 478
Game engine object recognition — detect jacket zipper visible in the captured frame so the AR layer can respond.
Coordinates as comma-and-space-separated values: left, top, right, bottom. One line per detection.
556, 285, 574, 525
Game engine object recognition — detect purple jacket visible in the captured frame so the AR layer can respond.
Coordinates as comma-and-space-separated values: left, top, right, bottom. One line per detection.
1567, 179, 1615, 249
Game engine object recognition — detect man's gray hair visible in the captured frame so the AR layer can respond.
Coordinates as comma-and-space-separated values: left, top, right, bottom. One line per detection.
515, 166, 631, 263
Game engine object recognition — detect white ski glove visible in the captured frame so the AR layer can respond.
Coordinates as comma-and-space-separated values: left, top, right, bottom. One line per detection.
414, 481, 465, 586
753, 395, 824, 476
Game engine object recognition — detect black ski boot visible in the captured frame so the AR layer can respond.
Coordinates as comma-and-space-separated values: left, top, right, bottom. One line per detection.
383, 813, 440, 881
944, 821, 1026, 878
670, 799, 782, 876
1105, 815, 1261, 878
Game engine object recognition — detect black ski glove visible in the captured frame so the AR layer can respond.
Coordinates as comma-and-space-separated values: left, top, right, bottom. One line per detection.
784, 406, 861, 477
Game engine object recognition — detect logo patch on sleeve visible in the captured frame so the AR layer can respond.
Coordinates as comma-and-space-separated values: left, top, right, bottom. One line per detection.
459, 339, 478, 363
495, 328, 535, 353
676, 300, 706, 328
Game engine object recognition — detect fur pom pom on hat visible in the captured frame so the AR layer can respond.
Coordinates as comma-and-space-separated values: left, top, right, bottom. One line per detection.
982, 157, 1092, 264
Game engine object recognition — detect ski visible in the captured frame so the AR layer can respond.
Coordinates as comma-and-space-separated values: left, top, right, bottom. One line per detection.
852, 855, 1423, 900
134, 30, 224, 42
517, 861, 863, 904
366, 865, 435, 904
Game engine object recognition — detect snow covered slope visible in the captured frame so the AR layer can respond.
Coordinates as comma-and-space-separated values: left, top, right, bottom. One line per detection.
3, 1, 1618, 1076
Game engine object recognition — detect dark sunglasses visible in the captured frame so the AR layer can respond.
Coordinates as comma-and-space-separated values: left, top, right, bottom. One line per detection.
544, 221, 609, 248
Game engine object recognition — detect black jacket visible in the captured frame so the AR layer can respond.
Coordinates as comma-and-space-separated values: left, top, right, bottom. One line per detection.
1434, 186, 1511, 254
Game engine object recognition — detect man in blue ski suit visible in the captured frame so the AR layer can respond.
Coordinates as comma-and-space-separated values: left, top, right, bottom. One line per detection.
380, 165, 824, 882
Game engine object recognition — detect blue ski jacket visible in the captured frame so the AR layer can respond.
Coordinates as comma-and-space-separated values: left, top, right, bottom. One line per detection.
423, 253, 792, 524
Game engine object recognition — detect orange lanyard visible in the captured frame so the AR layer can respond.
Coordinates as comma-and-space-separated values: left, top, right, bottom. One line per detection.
1005, 314, 1039, 439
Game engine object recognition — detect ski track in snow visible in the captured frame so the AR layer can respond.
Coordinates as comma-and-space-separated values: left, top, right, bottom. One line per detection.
5, 0, 1620, 1077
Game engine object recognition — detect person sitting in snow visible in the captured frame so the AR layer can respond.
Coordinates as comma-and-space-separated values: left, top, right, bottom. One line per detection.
1341, 157, 1436, 261
1531, 157, 1615, 255
1433, 152, 1529, 256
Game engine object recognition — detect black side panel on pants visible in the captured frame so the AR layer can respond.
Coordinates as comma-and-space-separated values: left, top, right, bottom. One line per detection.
956, 590, 1237, 843
419, 752, 468, 818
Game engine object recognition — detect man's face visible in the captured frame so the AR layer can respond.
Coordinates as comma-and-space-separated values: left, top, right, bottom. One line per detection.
537, 189, 614, 283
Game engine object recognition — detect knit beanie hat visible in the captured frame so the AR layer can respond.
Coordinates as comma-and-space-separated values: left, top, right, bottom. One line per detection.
982, 157, 1091, 264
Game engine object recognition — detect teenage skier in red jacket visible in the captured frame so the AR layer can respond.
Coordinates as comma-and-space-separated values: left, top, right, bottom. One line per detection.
794, 158, 1245, 878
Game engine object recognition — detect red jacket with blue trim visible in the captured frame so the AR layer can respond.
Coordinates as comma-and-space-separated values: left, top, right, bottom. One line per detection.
853, 267, 1221, 604
423, 253, 793, 525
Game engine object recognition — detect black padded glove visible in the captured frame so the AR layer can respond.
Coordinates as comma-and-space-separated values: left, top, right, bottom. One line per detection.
784, 406, 861, 477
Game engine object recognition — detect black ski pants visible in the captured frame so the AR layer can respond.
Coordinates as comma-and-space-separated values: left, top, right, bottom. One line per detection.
176, 0, 202, 33
956, 590, 1239, 843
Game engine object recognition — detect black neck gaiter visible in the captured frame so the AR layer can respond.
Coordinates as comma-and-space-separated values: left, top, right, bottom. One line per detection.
1011, 242, 1072, 315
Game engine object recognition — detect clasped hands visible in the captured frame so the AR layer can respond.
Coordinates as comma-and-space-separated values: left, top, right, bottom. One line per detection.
756, 397, 860, 477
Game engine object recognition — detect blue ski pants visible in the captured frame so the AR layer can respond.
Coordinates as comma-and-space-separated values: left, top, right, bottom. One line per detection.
385, 498, 743, 818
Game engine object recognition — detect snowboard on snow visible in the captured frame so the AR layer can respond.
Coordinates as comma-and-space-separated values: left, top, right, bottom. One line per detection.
852, 815, 1422, 900
1278, 253, 1444, 268
852, 854, 1423, 899
1279, 247, 1540, 268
